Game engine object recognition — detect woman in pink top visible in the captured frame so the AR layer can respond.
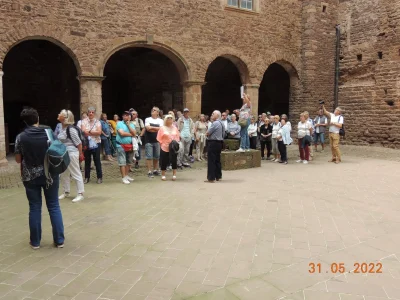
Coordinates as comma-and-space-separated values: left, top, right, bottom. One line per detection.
157, 115, 180, 181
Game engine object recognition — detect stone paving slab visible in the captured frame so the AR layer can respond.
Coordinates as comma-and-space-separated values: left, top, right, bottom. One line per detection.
0, 148, 399, 299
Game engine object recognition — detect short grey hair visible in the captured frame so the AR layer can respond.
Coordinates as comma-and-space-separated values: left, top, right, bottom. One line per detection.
87, 106, 96, 112
213, 110, 221, 120
335, 107, 342, 112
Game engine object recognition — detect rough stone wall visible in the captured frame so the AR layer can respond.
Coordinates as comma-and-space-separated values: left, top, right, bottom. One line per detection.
338, 0, 400, 148
293, 0, 339, 124
0, 0, 303, 83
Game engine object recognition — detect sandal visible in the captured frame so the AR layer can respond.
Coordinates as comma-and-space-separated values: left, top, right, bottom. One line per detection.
328, 159, 336, 163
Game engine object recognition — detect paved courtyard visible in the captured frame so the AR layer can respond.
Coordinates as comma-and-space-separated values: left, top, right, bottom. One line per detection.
0, 146, 400, 300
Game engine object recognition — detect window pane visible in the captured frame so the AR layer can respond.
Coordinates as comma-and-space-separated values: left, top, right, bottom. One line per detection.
240, 0, 253, 10
228, 0, 238, 7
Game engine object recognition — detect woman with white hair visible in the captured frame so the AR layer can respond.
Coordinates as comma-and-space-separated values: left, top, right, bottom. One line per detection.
156, 115, 181, 181
57, 110, 85, 202
194, 114, 207, 161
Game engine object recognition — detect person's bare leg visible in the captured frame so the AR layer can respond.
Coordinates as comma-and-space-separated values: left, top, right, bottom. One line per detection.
153, 160, 158, 171
125, 165, 130, 176
146, 159, 153, 172
120, 166, 126, 178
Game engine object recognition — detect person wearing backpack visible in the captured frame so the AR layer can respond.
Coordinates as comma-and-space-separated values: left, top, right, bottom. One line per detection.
57, 109, 85, 203
14, 108, 65, 249
81, 107, 103, 184
323, 105, 344, 164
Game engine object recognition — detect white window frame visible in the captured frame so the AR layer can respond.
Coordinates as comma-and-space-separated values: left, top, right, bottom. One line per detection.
225, 0, 259, 13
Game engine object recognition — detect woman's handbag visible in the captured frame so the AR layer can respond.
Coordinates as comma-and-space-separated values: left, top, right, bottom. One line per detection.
88, 136, 98, 150
238, 118, 247, 127
120, 143, 133, 152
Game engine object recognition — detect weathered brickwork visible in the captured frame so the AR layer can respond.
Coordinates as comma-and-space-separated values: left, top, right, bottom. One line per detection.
338, 0, 400, 148
9, 0, 395, 163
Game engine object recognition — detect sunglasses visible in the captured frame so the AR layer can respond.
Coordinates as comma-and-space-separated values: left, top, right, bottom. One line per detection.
152, 109, 159, 112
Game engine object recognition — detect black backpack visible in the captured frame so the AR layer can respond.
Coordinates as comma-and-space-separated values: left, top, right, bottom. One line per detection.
67, 125, 87, 150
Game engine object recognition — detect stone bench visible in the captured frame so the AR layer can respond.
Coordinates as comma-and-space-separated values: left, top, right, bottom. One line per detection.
221, 149, 261, 171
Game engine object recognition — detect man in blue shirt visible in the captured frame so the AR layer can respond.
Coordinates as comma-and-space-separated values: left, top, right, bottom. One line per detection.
116, 111, 136, 184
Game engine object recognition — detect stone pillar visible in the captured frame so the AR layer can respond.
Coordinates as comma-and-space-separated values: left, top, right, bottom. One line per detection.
0, 71, 7, 167
244, 83, 260, 117
183, 81, 205, 120
79, 76, 105, 116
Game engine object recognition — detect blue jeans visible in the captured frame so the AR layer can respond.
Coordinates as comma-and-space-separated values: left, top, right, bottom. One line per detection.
240, 119, 250, 150
23, 175, 64, 247
101, 136, 111, 155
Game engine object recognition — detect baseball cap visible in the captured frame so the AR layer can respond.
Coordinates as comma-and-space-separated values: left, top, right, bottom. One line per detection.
266, 111, 271, 115
123, 111, 131, 116
183, 108, 190, 112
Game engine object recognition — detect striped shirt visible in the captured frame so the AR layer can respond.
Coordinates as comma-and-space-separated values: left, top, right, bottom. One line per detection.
58, 126, 81, 152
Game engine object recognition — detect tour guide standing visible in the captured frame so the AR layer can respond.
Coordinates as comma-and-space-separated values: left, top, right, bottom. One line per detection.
205, 110, 224, 183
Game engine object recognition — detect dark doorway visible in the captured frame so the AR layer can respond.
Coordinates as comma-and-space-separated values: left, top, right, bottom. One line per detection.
259, 63, 290, 115
3, 40, 80, 151
202, 57, 242, 116
102, 47, 183, 118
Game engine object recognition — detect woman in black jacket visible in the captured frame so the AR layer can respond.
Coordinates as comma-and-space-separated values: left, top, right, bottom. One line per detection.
259, 118, 273, 160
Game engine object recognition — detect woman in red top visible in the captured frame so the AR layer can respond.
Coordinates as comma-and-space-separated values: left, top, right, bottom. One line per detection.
156, 115, 181, 181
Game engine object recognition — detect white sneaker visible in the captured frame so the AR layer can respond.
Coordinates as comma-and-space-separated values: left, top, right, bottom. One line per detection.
296, 160, 303, 163
246, 149, 251, 152
59, 193, 70, 200
303, 160, 309, 164
122, 178, 130, 184
72, 195, 84, 203
236, 148, 245, 152
126, 176, 134, 182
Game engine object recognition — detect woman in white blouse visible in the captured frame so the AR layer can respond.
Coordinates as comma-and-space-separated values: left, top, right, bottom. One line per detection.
297, 113, 313, 164
248, 116, 258, 150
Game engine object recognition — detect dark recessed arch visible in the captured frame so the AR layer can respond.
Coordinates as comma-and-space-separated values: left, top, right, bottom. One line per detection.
201, 56, 244, 116
102, 47, 183, 117
3, 39, 80, 152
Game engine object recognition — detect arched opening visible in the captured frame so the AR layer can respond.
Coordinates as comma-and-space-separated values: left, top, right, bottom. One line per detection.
202, 57, 243, 116
259, 63, 291, 115
3, 39, 80, 152
102, 47, 183, 117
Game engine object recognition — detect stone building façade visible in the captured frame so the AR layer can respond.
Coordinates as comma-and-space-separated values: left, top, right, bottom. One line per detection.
0, 0, 397, 165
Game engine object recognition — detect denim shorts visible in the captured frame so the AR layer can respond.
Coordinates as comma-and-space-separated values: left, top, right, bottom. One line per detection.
314, 133, 325, 144
145, 142, 160, 160
117, 147, 133, 166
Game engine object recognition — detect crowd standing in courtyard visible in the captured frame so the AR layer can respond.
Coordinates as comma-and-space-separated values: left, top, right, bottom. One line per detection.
14, 93, 344, 249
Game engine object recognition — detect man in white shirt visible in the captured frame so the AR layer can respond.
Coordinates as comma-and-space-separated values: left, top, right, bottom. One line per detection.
323, 105, 344, 164
220, 112, 228, 133
144, 107, 164, 178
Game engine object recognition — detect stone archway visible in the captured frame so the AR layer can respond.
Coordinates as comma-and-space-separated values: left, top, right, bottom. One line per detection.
258, 60, 300, 118
201, 55, 250, 116
2, 39, 80, 156
101, 45, 190, 118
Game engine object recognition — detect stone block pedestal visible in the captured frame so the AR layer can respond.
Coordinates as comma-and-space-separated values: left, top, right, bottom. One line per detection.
221, 150, 261, 171
224, 139, 240, 151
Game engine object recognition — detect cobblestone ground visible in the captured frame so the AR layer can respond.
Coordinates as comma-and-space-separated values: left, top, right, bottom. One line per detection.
0, 145, 399, 300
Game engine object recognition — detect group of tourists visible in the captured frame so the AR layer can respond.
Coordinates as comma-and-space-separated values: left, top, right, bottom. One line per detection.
14, 91, 343, 249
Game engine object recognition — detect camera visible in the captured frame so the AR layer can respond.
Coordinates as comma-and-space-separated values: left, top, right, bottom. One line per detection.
319, 100, 325, 105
